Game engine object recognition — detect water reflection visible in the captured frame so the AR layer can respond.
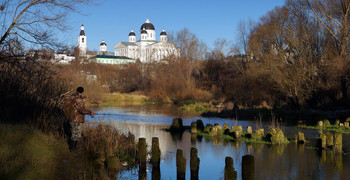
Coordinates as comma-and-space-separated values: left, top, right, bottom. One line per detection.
88, 105, 350, 180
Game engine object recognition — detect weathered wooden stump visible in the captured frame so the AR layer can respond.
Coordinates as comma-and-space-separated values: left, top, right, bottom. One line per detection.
317, 121, 323, 129
210, 124, 223, 136
242, 155, 255, 180
224, 156, 237, 180
325, 132, 334, 148
317, 132, 326, 149
323, 119, 331, 128
252, 129, 264, 141
334, 133, 342, 153
176, 149, 186, 180
231, 126, 243, 139
245, 126, 253, 138
191, 122, 198, 134
335, 119, 340, 126
196, 119, 204, 131
346, 117, 350, 122
170, 118, 184, 132
204, 124, 213, 133
267, 128, 287, 144
151, 137, 161, 168
190, 147, 200, 180
295, 131, 306, 144
224, 123, 230, 135
138, 138, 147, 180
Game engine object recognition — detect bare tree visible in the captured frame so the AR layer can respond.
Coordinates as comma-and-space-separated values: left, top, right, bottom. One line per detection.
236, 19, 256, 55
0, 0, 91, 49
175, 28, 207, 61
306, 0, 350, 99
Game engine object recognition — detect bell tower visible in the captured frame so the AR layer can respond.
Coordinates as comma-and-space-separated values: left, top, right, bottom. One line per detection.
78, 24, 87, 56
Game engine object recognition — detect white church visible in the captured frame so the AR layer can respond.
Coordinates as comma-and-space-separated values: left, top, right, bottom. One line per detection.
77, 18, 179, 64
114, 18, 179, 62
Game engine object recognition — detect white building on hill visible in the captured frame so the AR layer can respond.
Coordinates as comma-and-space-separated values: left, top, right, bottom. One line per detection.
114, 18, 179, 62
78, 24, 87, 56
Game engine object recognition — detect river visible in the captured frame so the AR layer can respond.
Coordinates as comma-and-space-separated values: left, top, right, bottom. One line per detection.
87, 104, 350, 180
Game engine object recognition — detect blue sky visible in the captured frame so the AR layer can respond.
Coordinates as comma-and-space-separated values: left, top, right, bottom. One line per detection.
59, 0, 286, 51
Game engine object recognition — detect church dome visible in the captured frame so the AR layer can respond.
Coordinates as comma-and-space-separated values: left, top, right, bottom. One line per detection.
160, 30, 167, 35
140, 18, 155, 30
100, 40, 107, 46
129, 31, 136, 36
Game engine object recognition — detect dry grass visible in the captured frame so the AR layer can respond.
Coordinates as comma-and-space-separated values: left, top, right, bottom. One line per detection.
0, 124, 83, 179
80, 121, 136, 164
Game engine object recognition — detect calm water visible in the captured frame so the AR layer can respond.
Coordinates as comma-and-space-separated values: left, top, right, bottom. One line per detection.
87, 105, 350, 180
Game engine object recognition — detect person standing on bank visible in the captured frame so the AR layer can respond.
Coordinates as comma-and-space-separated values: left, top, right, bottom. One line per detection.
68, 86, 96, 152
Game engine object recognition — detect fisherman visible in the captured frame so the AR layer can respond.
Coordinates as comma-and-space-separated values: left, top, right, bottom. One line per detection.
67, 86, 96, 152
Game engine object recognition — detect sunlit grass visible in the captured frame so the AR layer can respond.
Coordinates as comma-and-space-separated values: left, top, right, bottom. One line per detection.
0, 124, 80, 179
87, 92, 154, 106
180, 102, 211, 113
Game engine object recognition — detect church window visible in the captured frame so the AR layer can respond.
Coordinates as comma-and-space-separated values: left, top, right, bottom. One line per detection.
82, 38, 84, 43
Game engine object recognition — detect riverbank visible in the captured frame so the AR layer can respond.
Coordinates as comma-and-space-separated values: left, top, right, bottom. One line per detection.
0, 124, 82, 179
87, 92, 151, 107
0, 123, 136, 179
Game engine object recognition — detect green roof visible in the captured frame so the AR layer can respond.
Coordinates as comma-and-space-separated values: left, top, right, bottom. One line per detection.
95, 55, 133, 59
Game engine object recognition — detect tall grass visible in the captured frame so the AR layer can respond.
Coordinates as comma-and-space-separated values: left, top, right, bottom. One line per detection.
80, 121, 136, 164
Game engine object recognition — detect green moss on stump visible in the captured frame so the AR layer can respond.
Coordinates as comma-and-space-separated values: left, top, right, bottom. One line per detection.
317, 132, 326, 149
317, 121, 323, 129
295, 131, 306, 144
325, 132, 333, 148
267, 128, 288, 144
334, 133, 342, 153
170, 118, 184, 132
323, 119, 331, 128
191, 122, 198, 134
210, 124, 223, 136
204, 124, 213, 133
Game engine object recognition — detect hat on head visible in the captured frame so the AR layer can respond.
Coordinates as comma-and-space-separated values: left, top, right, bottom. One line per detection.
77, 87, 84, 93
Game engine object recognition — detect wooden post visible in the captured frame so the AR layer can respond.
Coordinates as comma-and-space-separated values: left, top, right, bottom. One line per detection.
191, 122, 198, 134
176, 149, 186, 180
190, 147, 200, 180
138, 138, 147, 180
224, 156, 237, 180
317, 132, 326, 149
152, 137, 161, 167
296, 131, 306, 144
325, 132, 333, 148
245, 126, 252, 138
242, 155, 254, 180
334, 133, 342, 153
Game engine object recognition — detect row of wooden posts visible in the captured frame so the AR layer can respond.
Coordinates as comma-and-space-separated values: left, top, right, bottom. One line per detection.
137, 137, 255, 180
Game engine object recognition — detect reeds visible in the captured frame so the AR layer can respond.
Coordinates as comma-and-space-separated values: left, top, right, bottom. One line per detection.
80, 121, 136, 163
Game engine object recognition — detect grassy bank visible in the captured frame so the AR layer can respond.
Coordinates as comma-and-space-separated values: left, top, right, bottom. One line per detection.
87, 92, 151, 107
0, 124, 81, 179
0, 123, 137, 179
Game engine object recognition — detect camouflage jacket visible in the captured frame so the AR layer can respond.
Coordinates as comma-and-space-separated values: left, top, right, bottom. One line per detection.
69, 92, 92, 123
